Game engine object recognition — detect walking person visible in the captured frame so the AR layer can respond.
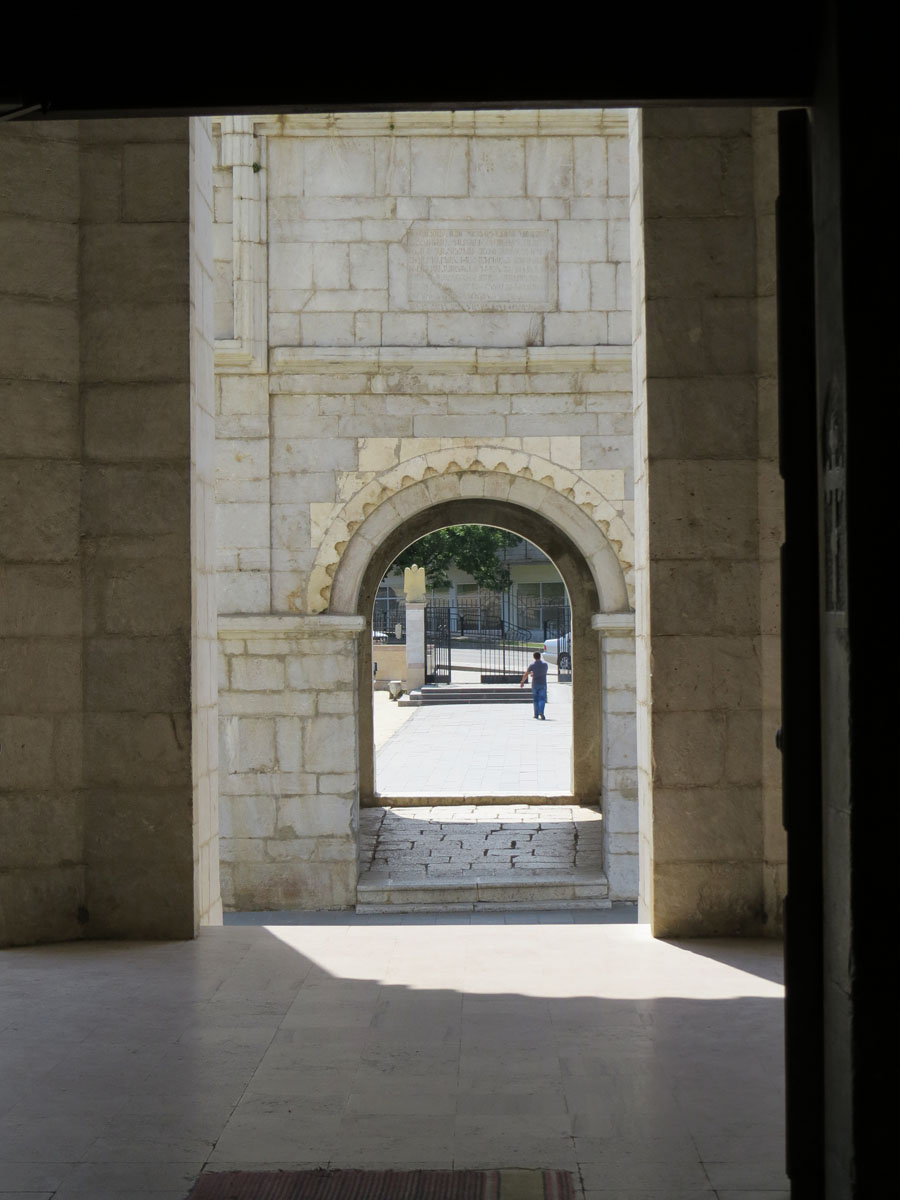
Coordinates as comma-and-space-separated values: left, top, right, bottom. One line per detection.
520, 650, 549, 720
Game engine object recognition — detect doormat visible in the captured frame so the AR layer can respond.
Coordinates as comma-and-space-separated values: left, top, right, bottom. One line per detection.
188, 1168, 576, 1200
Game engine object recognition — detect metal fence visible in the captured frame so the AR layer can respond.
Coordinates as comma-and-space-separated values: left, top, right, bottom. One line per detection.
372, 595, 406, 643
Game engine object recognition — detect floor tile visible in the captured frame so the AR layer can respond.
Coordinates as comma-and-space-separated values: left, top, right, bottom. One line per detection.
702, 1161, 791, 1190
0, 920, 784, 1200
579, 1160, 712, 1190
0, 1162, 75, 1191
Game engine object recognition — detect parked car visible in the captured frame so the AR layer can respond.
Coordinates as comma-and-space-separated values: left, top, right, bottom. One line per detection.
542, 635, 571, 672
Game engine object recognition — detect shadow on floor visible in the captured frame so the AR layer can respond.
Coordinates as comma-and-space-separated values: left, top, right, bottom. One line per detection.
0, 919, 787, 1196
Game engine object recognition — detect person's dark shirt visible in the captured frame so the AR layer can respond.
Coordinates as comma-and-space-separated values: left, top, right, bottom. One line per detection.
527, 659, 549, 687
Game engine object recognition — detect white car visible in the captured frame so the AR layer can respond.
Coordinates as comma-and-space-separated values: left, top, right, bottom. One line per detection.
542, 636, 571, 672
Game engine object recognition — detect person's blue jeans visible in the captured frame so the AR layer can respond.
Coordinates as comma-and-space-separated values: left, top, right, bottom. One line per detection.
532, 684, 547, 718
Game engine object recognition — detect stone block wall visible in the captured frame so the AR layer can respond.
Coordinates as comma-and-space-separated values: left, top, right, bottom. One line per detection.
213, 111, 637, 622
0, 117, 219, 946
212, 112, 640, 909
266, 348, 636, 618
190, 119, 223, 928
631, 108, 784, 935
216, 110, 632, 352
752, 111, 787, 929
217, 616, 363, 909
0, 121, 84, 945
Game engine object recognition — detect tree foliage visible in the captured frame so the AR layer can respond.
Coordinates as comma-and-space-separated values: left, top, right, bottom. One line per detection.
390, 526, 520, 591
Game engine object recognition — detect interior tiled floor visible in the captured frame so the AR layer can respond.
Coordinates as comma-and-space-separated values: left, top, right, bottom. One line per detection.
0, 914, 787, 1199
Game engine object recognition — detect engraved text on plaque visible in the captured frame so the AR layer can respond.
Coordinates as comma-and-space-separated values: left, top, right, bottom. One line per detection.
407, 222, 556, 311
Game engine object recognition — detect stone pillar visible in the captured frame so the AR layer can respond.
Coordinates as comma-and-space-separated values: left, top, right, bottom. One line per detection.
631, 108, 775, 936
213, 115, 271, 616
0, 120, 84, 947
752, 110, 787, 932
79, 116, 220, 938
1, 116, 218, 946
405, 601, 427, 692
593, 613, 638, 901
190, 118, 222, 927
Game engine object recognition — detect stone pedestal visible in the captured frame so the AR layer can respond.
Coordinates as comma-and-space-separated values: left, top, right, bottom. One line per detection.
405, 602, 427, 692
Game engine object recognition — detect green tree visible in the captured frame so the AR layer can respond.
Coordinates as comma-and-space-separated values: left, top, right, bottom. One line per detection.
390, 526, 520, 591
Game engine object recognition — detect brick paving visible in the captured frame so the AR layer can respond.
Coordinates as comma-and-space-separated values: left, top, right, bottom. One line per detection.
367, 689, 595, 907
358, 804, 603, 883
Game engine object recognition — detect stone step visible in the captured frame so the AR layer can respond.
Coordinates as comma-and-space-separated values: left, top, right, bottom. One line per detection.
400, 685, 534, 706
356, 868, 610, 912
356, 899, 612, 914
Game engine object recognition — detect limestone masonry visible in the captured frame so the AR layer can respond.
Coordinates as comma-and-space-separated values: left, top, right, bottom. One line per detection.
212, 111, 639, 910
1, 104, 785, 944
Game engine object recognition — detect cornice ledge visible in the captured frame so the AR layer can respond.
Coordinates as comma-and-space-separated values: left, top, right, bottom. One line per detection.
215, 340, 268, 374
591, 612, 636, 634
252, 109, 628, 139
219, 614, 366, 639
270, 345, 632, 377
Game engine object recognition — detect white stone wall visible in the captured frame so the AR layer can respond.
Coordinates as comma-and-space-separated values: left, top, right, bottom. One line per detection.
629, 110, 654, 924
218, 616, 363, 909
190, 118, 222, 927
595, 615, 638, 901
228, 110, 632, 351
213, 112, 639, 909
266, 348, 636, 617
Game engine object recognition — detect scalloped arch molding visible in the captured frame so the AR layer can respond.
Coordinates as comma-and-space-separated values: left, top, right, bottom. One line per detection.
312, 447, 633, 616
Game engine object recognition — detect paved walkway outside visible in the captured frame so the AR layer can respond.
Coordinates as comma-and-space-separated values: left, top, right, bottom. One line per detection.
0, 918, 788, 1198
359, 805, 602, 883
374, 683, 572, 796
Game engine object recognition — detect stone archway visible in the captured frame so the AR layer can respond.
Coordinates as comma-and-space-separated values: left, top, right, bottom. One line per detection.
310, 447, 633, 618
325, 473, 633, 842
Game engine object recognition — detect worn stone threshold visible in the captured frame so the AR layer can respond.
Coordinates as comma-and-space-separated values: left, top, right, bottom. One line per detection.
368, 794, 578, 807
355, 898, 612, 913
356, 867, 610, 912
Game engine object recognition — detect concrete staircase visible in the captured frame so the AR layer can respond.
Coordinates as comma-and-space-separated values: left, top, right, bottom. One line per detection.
400, 683, 532, 706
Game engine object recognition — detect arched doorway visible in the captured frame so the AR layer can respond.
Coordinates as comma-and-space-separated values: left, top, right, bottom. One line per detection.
324, 473, 635, 900
352, 498, 605, 806
371, 522, 575, 796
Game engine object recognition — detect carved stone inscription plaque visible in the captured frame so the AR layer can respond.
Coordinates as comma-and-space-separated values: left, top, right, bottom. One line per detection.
407, 222, 556, 310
